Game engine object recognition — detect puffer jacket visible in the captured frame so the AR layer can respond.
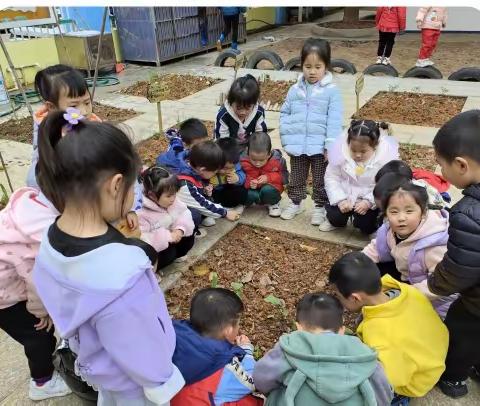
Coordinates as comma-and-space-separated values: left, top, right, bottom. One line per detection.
428, 183, 480, 317
416, 7, 447, 30
376, 7, 406, 33
280, 72, 343, 156
241, 149, 289, 193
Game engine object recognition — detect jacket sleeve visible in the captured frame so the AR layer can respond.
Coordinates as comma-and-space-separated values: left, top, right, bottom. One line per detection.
23, 270, 48, 319
131, 179, 143, 212
442, 8, 447, 26
325, 88, 343, 151
362, 239, 381, 263
265, 158, 285, 187
235, 163, 247, 185
255, 109, 268, 134
279, 88, 293, 146
253, 342, 290, 394
171, 201, 195, 237
241, 161, 253, 189
177, 183, 227, 218
398, 7, 407, 31
139, 215, 171, 252
324, 163, 348, 205
416, 7, 428, 23
215, 110, 230, 140
375, 8, 382, 26
369, 362, 394, 406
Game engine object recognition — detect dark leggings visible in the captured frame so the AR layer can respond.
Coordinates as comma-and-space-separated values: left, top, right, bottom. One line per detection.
223, 14, 240, 43
156, 234, 195, 270
377, 31, 397, 57
326, 205, 380, 235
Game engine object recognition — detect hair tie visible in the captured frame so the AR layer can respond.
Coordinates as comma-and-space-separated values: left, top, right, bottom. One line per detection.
63, 107, 84, 131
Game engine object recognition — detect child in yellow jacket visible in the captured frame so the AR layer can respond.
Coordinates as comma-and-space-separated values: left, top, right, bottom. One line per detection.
329, 252, 448, 401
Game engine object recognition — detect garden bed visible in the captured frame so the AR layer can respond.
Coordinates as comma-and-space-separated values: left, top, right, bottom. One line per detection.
166, 224, 352, 356
259, 78, 294, 109
399, 143, 436, 172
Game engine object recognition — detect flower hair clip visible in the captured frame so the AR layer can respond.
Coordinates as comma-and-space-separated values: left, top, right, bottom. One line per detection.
63, 107, 84, 131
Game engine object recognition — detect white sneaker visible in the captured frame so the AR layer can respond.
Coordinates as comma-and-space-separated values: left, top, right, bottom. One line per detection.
319, 219, 338, 232
376, 56, 383, 64
201, 217, 216, 227
195, 228, 207, 238
29, 371, 72, 401
423, 58, 434, 66
268, 203, 282, 217
280, 201, 304, 220
233, 205, 245, 215
175, 255, 188, 263
311, 206, 326, 225
381, 57, 391, 65
416, 59, 427, 67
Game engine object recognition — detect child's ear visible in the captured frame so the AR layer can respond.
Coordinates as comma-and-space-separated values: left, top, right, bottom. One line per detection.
351, 292, 364, 303
338, 326, 346, 335
453, 157, 469, 174
295, 322, 304, 331
45, 101, 56, 112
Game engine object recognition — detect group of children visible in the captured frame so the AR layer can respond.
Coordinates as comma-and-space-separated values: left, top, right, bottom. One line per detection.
1, 34, 480, 406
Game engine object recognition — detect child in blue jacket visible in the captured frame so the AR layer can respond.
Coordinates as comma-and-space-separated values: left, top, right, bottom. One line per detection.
217, 7, 246, 51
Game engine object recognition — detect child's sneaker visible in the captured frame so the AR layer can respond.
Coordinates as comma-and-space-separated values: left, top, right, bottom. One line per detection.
382, 57, 391, 65
216, 33, 225, 52
231, 42, 238, 51
202, 217, 216, 227
470, 365, 480, 382
268, 203, 282, 217
311, 206, 326, 225
319, 219, 338, 232
423, 58, 435, 66
233, 205, 245, 215
438, 379, 468, 398
280, 201, 304, 220
416, 59, 428, 67
29, 371, 72, 401
376, 56, 383, 64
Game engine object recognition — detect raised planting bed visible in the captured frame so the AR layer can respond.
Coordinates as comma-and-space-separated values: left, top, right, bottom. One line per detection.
166, 224, 353, 356
399, 143, 436, 172
258, 77, 294, 111
353, 92, 466, 127
119, 74, 223, 100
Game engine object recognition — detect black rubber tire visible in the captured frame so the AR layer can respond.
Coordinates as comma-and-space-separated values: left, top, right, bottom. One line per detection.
448, 67, 480, 82
283, 56, 301, 71
245, 50, 284, 70
363, 63, 399, 77
331, 58, 357, 74
214, 49, 241, 67
403, 66, 443, 79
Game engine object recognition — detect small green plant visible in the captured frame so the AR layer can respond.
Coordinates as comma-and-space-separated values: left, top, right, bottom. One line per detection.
0, 184, 8, 210
209, 272, 219, 288
231, 281, 244, 298
264, 294, 288, 318
253, 345, 263, 360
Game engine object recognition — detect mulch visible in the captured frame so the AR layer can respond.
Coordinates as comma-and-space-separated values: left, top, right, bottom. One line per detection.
399, 143, 437, 172
259, 79, 294, 108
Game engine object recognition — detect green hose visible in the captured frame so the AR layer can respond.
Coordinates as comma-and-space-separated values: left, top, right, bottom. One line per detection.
86, 76, 120, 87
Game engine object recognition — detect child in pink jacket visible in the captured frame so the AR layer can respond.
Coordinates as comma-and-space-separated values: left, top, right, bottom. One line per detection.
138, 166, 195, 270
0, 187, 71, 401
415, 7, 447, 67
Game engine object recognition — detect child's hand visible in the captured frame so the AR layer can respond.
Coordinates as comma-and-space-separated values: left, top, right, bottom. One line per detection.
226, 172, 239, 184
204, 184, 213, 197
170, 229, 184, 243
116, 218, 141, 238
226, 210, 240, 221
354, 200, 371, 215
250, 179, 258, 189
338, 200, 353, 213
257, 175, 268, 185
35, 316, 53, 332
126, 211, 139, 231
236, 335, 251, 346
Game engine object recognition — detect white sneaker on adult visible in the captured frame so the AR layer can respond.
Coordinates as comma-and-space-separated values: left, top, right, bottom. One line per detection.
319, 219, 338, 232
233, 205, 245, 215
268, 203, 282, 217
280, 201, 304, 220
311, 206, 326, 225
376, 56, 383, 64
423, 58, 434, 66
416, 59, 427, 67
29, 371, 72, 401
382, 57, 391, 65
201, 217, 216, 227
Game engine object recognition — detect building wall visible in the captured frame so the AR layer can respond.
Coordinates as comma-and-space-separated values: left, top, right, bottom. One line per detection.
406, 7, 480, 32
246, 7, 276, 32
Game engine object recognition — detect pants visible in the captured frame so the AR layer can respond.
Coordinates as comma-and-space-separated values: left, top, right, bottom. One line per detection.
246, 185, 281, 206
377, 31, 397, 58
0, 301, 56, 379
419, 29, 441, 59
441, 299, 480, 382
188, 208, 202, 230
157, 234, 195, 270
198, 7, 208, 43
326, 204, 380, 235
222, 14, 240, 43
288, 154, 328, 206
212, 184, 248, 208
98, 390, 167, 406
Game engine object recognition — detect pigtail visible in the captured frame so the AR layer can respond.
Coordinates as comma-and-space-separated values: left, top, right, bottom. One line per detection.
379, 121, 392, 136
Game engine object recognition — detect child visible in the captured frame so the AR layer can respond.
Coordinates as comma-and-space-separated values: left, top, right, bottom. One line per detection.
216, 7, 246, 51
32, 111, 184, 404
215, 74, 267, 148
171, 288, 262, 406
0, 188, 71, 401
157, 118, 210, 174
329, 252, 449, 400
211, 138, 248, 211
253, 292, 393, 405
138, 166, 195, 270
280, 38, 343, 224
363, 181, 456, 319
322, 119, 399, 234
428, 110, 480, 398
241, 132, 288, 218
415, 7, 447, 67
375, 7, 406, 65
176, 141, 240, 228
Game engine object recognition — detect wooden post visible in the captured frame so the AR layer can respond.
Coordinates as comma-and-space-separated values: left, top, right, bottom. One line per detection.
54, 9, 73, 66
156, 101, 163, 134
91, 7, 108, 101
355, 72, 365, 116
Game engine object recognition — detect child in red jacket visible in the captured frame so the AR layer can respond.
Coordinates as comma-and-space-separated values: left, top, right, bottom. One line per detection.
375, 7, 406, 65
241, 132, 288, 217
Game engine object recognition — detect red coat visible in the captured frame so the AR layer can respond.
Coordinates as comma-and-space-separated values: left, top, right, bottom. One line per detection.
240, 149, 288, 194
376, 7, 406, 32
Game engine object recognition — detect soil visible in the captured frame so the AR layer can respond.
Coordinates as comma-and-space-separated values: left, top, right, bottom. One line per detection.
399, 143, 436, 171
119, 74, 223, 101
166, 224, 354, 355
259, 79, 294, 108
93, 102, 138, 122
354, 91, 466, 127
319, 20, 376, 29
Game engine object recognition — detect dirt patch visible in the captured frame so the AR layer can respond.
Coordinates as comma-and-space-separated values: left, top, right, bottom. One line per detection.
166, 224, 353, 355
259, 79, 294, 108
93, 102, 138, 122
400, 143, 436, 171
354, 91, 466, 127
119, 74, 223, 101
319, 20, 375, 29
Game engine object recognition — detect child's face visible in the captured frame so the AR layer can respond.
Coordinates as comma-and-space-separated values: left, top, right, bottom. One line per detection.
53, 89, 93, 118
386, 191, 423, 238
222, 319, 241, 345
349, 139, 375, 164
158, 191, 176, 209
196, 167, 217, 180
302, 53, 326, 84
435, 152, 478, 189
249, 151, 269, 168
218, 161, 235, 175
232, 103, 253, 122
187, 137, 209, 149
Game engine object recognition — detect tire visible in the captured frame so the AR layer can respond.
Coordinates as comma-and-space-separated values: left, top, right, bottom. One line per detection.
283, 56, 301, 71
448, 67, 480, 82
214, 49, 241, 67
245, 50, 284, 70
403, 66, 443, 79
331, 58, 357, 74
363, 63, 399, 77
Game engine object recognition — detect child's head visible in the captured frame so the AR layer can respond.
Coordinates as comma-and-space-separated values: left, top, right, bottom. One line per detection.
301, 38, 331, 84
433, 110, 480, 189
347, 119, 384, 164
37, 109, 140, 220
227, 74, 260, 122
179, 118, 209, 147
141, 166, 180, 209
373, 172, 411, 210
374, 160, 413, 183
329, 252, 382, 312
35, 64, 92, 117
296, 293, 345, 334
382, 182, 428, 239
217, 138, 241, 174
190, 288, 244, 344
189, 140, 225, 180
247, 132, 272, 168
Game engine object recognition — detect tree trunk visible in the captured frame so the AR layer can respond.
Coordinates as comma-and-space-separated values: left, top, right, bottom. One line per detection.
342, 7, 360, 23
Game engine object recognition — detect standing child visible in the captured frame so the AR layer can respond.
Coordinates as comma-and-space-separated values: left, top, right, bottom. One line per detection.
241, 132, 288, 217
215, 74, 267, 149
138, 166, 195, 270
33, 111, 184, 404
322, 119, 399, 234
280, 38, 343, 224
428, 110, 480, 398
415, 7, 447, 67
216, 7, 246, 51
375, 7, 406, 65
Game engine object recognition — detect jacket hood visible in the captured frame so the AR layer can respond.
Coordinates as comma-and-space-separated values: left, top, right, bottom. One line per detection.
391, 209, 448, 244
279, 331, 377, 403
297, 71, 333, 88
142, 196, 166, 212
224, 101, 261, 128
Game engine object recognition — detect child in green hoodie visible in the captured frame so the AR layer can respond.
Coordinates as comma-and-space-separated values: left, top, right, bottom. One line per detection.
253, 293, 393, 405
